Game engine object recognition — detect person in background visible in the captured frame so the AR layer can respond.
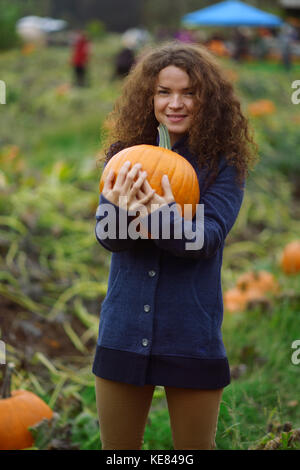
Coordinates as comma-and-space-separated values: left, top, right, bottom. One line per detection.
278, 23, 295, 71
232, 27, 249, 62
71, 30, 90, 86
114, 47, 136, 78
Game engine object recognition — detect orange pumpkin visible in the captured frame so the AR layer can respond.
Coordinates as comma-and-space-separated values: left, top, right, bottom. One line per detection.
0, 363, 53, 450
224, 270, 279, 313
244, 287, 268, 302
248, 99, 276, 117
236, 270, 279, 294
99, 124, 200, 219
224, 287, 248, 313
224, 286, 271, 313
280, 240, 300, 274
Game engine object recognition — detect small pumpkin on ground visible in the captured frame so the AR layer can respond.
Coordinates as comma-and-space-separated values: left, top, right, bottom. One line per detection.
224, 270, 279, 313
223, 287, 248, 313
236, 270, 279, 294
280, 240, 300, 274
248, 99, 276, 117
0, 363, 54, 450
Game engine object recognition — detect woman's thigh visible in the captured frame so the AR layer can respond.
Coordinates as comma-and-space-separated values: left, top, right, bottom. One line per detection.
164, 386, 223, 450
95, 376, 155, 450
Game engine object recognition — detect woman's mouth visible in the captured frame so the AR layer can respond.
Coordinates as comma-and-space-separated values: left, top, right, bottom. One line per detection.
167, 115, 187, 123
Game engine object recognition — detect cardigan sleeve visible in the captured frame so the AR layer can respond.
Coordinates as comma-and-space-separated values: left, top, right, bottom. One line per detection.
139, 160, 245, 259
95, 193, 136, 252
95, 154, 136, 253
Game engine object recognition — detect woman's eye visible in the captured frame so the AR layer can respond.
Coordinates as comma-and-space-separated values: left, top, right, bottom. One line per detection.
158, 90, 169, 94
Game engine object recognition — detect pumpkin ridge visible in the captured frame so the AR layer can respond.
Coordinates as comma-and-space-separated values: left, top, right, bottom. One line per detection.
170, 155, 182, 213
178, 159, 190, 216
147, 147, 163, 196
166, 148, 178, 186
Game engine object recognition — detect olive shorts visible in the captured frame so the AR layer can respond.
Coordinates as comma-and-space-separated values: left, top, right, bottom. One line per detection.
95, 376, 223, 450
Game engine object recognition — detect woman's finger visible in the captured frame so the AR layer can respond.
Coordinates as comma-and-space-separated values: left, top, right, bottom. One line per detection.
129, 170, 147, 197
114, 161, 131, 188
141, 177, 153, 191
123, 163, 143, 193
137, 188, 146, 199
103, 169, 115, 192
132, 189, 155, 209
161, 174, 175, 202
139, 189, 156, 205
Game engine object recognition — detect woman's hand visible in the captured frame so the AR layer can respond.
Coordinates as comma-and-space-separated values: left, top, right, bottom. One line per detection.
102, 161, 155, 212
137, 174, 175, 214
132, 175, 175, 239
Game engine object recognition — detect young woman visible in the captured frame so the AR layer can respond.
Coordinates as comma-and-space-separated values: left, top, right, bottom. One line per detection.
92, 41, 257, 450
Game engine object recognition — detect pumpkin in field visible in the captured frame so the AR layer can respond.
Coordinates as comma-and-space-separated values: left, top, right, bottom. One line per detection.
223, 287, 248, 313
280, 240, 300, 274
248, 99, 276, 117
0, 363, 53, 450
236, 270, 279, 294
223, 286, 267, 313
99, 124, 200, 219
224, 270, 279, 313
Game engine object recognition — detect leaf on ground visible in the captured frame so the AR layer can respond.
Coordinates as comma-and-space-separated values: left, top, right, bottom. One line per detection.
28, 412, 80, 450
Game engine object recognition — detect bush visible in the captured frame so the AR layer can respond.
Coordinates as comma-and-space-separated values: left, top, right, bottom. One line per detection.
0, 0, 22, 51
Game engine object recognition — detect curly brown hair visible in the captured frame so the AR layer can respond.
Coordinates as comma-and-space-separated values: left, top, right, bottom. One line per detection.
101, 41, 258, 186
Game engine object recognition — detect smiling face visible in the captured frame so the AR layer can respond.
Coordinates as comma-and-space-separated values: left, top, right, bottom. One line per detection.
153, 65, 195, 147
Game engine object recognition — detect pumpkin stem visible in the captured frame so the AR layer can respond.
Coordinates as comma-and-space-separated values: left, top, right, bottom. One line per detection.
1, 362, 14, 399
157, 123, 172, 150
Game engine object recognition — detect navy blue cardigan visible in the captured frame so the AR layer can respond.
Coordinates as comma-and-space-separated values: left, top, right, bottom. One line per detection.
92, 136, 244, 389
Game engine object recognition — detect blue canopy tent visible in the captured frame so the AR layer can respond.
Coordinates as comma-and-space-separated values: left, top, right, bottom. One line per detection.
182, 0, 283, 27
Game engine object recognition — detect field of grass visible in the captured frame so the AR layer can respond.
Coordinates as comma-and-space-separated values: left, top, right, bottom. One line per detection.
0, 35, 300, 450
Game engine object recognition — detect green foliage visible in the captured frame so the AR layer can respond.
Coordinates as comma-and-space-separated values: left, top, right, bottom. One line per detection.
71, 411, 101, 450
28, 413, 80, 450
143, 409, 173, 450
254, 120, 300, 177
0, 0, 22, 50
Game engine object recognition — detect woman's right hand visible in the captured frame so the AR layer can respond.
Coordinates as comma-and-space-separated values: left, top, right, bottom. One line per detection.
102, 161, 155, 214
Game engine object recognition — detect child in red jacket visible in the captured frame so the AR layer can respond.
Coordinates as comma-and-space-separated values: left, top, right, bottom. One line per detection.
71, 31, 89, 87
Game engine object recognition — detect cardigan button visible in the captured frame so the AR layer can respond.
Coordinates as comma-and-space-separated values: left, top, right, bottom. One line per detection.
144, 304, 151, 312
148, 270, 156, 277
142, 338, 149, 347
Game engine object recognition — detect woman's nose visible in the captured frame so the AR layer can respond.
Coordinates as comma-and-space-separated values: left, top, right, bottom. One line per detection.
169, 94, 183, 108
